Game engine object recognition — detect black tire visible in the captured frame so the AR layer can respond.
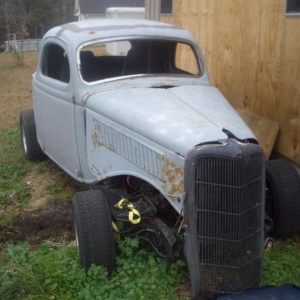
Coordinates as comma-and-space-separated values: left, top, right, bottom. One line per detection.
72, 190, 116, 273
265, 159, 300, 238
20, 109, 47, 161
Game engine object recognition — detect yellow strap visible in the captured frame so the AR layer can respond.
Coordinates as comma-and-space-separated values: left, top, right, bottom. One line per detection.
112, 221, 120, 243
115, 198, 141, 224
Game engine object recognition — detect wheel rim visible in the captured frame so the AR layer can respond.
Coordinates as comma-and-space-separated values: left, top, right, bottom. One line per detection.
21, 125, 28, 154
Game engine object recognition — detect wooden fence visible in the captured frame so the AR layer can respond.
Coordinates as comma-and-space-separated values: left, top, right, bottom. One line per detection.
162, 0, 300, 164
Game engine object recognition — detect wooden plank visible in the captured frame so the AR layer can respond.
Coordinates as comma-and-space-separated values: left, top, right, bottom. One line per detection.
274, 18, 300, 164
254, 0, 285, 120
237, 109, 279, 160
198, 0, 262, 111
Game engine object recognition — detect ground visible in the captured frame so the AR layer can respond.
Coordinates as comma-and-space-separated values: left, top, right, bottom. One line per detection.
0, 52, 84, 248
1, 202, 73, 247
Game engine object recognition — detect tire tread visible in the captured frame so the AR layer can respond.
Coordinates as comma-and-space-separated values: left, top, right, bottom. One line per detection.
72, 190, 116, 273
266, 159, 300, 238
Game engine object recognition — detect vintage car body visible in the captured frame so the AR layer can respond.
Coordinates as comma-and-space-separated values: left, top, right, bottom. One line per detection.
33, 19, 255, 212
21, 19, 268, 298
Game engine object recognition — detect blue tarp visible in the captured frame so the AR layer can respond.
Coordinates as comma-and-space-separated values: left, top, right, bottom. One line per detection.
215, 284, 300, 300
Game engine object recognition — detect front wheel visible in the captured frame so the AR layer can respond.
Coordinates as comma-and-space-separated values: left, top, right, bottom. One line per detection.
72, 190, 116, 273
265, 159, 300, 238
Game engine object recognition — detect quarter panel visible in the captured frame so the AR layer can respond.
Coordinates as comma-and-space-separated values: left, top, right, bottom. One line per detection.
85, 109, 185, 213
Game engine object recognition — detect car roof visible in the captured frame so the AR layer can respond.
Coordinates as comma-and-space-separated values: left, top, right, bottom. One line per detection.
43, 19, 198, 47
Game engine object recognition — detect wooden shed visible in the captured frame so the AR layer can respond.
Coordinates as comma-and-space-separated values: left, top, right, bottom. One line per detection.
162, 0, 300, 165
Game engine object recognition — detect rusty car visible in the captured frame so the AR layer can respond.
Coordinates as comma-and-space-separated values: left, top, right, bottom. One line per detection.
19, 19, 300, 299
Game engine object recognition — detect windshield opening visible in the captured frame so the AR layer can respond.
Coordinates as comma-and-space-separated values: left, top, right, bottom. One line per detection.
79, 39, 201, 83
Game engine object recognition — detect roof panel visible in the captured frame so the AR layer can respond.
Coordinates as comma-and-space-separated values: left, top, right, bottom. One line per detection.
43, 19, 197, 51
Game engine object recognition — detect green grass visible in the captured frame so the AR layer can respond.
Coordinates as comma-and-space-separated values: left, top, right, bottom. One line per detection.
261, 239, 300, 286
0, 126, 81, 224
0, 51, 23, 71
0, 127, 31, 224
0, 239, 186, 300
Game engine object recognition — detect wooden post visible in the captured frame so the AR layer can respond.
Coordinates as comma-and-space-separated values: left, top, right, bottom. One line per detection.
145, 0, 161, 21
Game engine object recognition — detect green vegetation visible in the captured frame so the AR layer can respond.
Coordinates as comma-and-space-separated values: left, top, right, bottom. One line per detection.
0, 127, 31, 225
261, 239, 300, 286
0, 238, 186, 300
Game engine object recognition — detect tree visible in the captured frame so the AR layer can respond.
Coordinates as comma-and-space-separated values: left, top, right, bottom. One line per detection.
0, 0, 75, 43
0, 0, 29, 44
0, 0, 13, 43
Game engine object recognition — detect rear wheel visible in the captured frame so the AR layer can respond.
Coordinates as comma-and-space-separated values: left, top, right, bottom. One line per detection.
72, 190, 116, 273
19, 109, 47, 161
265, 159, 300, 238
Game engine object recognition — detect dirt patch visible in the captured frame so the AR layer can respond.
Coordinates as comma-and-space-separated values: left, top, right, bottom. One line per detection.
0, 202, 74, 248
23, 162, 85, 212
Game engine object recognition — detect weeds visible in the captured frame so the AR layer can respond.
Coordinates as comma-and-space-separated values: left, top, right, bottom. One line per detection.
0, 128, 31, 224
261, 239, 300, 286
0, 238, 186, 300
0, 51, 24, 71
46, 182, 63, 194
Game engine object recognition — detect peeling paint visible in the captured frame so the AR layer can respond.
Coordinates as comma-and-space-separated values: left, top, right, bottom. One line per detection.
92, 132, 102, 148
92, 119, 103, 148
161, 156, 184, 195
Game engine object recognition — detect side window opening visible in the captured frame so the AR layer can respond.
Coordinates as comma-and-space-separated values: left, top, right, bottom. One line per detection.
42, 44, 70, 83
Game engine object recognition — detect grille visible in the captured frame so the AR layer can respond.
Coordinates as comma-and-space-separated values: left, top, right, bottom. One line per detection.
184, 140, 265, 297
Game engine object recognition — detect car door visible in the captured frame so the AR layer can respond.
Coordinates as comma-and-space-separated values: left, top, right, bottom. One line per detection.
33, 38, 81, 179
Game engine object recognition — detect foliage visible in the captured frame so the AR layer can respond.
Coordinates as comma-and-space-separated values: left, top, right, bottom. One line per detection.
261, 239, 300, 286
0, 0, 75, 43
0, 127, 31, 224
0, 238, 187, 300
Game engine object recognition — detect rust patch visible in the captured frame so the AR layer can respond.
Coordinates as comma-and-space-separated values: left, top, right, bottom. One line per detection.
92, 119, 103, 148
92, 132, 103, 148
161, 156, 184, 195
93, 118, 101, 132
108, 144, 116, 152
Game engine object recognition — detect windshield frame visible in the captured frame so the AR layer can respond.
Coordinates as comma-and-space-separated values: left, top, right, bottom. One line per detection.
77, 36, 204, 85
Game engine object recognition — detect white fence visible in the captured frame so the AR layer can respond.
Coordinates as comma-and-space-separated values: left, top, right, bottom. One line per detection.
5, 39, 42, 52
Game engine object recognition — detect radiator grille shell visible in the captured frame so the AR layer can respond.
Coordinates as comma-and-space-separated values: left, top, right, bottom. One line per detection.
184, 139, 265, 298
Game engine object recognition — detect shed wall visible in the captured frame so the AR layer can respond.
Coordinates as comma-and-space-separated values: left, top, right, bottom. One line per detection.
162, 0, 300, 164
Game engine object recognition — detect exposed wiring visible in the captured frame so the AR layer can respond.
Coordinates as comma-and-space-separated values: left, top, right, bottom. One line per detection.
126, 175, 136, 189
137, 235, 169, 260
